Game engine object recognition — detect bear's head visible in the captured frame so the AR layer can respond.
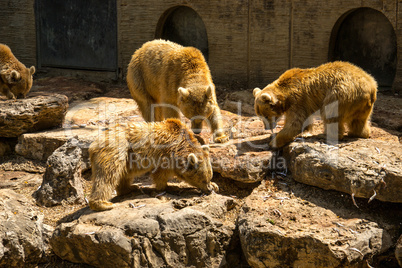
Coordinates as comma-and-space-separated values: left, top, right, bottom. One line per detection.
253, 86, 287, 132
1, 65, 35, 99
177, 84, 215, 134
176, 145, 218, 194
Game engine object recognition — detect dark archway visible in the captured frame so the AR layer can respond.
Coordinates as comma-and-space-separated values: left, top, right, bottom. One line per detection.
156, 6, 209, 61
329, 8, 397, 88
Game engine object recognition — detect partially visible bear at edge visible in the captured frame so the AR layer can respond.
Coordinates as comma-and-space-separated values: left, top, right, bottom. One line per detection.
88, 118, 217, 211
0, 43, 35, 99
126, 39, 229, 143
254, 61, 377, 148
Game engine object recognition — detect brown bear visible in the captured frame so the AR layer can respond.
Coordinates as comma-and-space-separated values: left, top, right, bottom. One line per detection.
253, 61, 377, 148
126, 39, 229, 143
0, 44, 35, 99
88, 118, 218, 211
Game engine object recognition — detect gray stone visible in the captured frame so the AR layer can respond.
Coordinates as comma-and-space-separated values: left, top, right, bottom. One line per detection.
15, 97, 142, 170
0, 189, 54, 267
209, 134, 276, 183
284, 139, 402, 203
396, 235, 402, 267
238, 182, 399, 268
50, 194, 235, 268
33, 138, 84, 206
0, 94, 68, 137
15, 127, 95, 169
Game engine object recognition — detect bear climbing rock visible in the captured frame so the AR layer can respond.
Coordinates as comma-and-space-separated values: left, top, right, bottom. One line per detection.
126, 39, 229, 143
0, 44, 35, 99
253, 61, 377, 148
88, 118, 218, 211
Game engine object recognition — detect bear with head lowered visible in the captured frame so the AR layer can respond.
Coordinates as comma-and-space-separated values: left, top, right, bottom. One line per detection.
0, 44, 35, 99
254, 61, 377, 148
88, 118, 217, 211
126, 39, 228, 143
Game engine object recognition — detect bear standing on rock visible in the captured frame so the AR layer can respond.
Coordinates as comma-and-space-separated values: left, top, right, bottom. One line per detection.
88, 118, 218, 211
0, 44, 35, 99
126, 39, 229, 143
254, 61, 377, 148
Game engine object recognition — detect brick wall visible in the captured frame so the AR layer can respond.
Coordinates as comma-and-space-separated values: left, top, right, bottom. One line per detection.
1, 0, 401, 93
0, 0, 36, 67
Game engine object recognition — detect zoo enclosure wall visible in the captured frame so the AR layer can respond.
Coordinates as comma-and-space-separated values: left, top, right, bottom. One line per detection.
0, 0, 401, 93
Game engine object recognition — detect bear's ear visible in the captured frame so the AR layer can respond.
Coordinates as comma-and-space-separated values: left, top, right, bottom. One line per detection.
178, 87, 190, 100
29, 66, 35, 75
253, 87, 261, 97
188, 153, 199, 166
261, 93, 273, 103
10, 70, 21, 82
206, 85, 213, 98
2, 70, 21, 84
201, 145, 210, 153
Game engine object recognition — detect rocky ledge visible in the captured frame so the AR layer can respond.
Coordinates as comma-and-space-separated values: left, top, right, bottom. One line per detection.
0, 94, 68, 138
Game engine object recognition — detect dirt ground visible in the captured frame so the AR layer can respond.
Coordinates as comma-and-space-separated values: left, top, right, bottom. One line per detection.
1, 75, 401, 267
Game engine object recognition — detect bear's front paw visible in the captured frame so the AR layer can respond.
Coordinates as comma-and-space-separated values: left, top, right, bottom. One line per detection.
269, 137, 287, 149
213, 131, 229, 143
208, 182, 219, 193
89, 200, 114, 211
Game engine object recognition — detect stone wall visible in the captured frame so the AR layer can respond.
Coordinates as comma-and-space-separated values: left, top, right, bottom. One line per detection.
0, 0, 401, 92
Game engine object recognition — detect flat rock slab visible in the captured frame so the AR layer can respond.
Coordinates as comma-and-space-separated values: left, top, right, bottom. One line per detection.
15, 127, 98, 167
50, 193, 236, 268
209, 134, 275, 183
238, 180, 400, 268
64, 97, 140, 126
284, 139, 402, 203
0, 94, 68, 137
0, 189, 54, 267
15, 97, 142, 165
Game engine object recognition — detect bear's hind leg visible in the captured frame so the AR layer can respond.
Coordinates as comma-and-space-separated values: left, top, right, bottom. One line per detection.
88, 172, 116, 211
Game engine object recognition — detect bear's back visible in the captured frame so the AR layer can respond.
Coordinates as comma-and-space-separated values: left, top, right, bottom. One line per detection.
134, 39, 208, 75
0, 43, 25, 72
0, 44, 14, 67
127, 39, 212, 103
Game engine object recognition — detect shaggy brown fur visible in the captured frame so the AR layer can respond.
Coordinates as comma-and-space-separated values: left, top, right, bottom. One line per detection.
0, 44, 35, 99
253, 61, 377, 148
88, 118, 217, 211
126, 39, 228, 143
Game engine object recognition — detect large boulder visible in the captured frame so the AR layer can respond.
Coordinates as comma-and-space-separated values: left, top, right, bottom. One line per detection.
238, 180, 400, 268
50, 193, 236, 267
284, 139, 402, 203
0, 189, 54, 267
0, 94, 68, 137
33, 138, 84, 206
